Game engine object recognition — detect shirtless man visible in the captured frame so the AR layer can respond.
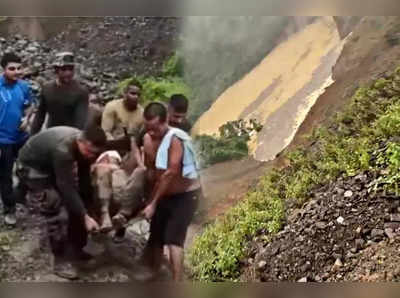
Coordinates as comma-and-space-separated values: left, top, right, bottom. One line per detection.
134, 102, 201, 282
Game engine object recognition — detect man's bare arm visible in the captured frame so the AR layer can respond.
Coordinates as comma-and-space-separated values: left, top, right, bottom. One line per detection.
121, 140, 144, 174
150, 136, 183, 204
73, 90, 89, 130
30, 94, 46, 135
101, 103, 116, 140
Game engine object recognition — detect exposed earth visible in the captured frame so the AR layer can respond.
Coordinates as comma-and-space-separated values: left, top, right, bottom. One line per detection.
241, 172, 400, 282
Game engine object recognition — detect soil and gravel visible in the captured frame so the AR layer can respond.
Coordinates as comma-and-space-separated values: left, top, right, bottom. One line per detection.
242, 172, 400, 282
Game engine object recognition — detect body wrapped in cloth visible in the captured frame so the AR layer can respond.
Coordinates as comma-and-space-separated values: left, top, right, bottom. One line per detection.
91, 150, 147, 232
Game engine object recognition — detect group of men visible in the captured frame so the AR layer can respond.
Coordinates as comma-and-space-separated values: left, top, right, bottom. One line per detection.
0, 51, 201, 282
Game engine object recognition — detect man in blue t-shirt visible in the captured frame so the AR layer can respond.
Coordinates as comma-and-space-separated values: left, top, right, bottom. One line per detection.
0, 52, 33, 226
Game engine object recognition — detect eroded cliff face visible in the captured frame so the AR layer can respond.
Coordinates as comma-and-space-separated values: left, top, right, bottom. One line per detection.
333, 16, 362, 39
288, 16, 400, 151
191, 17, 400, 162
181, 16, 321, 122
192, 17, 344, 161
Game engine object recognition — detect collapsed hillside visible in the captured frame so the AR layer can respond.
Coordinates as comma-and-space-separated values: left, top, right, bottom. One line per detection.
289, 16, 400, 150
188, 16, 400, 282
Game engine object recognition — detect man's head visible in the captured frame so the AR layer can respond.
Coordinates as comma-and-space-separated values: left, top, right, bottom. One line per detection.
77, 125, 107, 161
1, 53, 22, 83
123, 79, 142, 111
144, 102, 168, 140
168, 94, 188, 128
53, 52, 75, 85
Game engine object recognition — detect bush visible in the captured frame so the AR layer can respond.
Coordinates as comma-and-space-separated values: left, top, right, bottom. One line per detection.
194, 134, 248, 168
116, 76, 193, 105
116, 52, 191, 106
141, 76, 192, 103
194, 119, 263, 168
374, 103, 400, 137
162, 53, 184, 77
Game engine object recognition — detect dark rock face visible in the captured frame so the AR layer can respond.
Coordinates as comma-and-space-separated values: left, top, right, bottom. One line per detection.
0, 17, 181, 103
46, 17, 181, 77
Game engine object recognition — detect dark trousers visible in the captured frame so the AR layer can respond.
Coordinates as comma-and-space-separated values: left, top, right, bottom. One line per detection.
14, 169, 88, 258
0, 143, 21, 214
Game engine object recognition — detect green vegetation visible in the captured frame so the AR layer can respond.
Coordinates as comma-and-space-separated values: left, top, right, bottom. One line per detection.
116, 53, 192, 105
188, 67, 400, 281
162, 52, 184, 77
194, 119, 263, 168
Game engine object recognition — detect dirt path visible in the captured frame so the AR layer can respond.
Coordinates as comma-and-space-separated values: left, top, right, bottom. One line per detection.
184, 157, 270, 251
0, 194, 159, 282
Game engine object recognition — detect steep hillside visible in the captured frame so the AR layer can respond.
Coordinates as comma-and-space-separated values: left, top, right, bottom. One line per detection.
289, 16, 400, 150
192, 17, 344, 161
188, 16, 400, 282
181, 16, 318, 122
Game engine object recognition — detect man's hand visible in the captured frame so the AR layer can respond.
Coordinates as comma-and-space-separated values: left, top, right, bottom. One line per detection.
84, 214, 100, 233
140, 201, 157, 220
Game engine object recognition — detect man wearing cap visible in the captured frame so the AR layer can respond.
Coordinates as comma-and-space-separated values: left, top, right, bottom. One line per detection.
31, 52, 89, 135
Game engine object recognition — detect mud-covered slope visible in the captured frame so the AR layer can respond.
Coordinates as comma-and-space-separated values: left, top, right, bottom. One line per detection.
288, 16, 400, 151
192, 17, 343, 161
239, 17, 400, 283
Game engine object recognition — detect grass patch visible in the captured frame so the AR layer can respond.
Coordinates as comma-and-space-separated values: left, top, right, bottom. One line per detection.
117, 76, 192, 105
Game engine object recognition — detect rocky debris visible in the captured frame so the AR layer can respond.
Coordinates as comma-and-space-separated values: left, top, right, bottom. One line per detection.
344, 190, 353, 198
384, 228, 395, 239
332, 258, 343, 271
258, 260, 267, 269
0, 17, 180, 104
48, 17, 180, 78
336, 216, 345, 225
242, 172, 400, 282
345, 237, 400, 281
0, 34, 119, 104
